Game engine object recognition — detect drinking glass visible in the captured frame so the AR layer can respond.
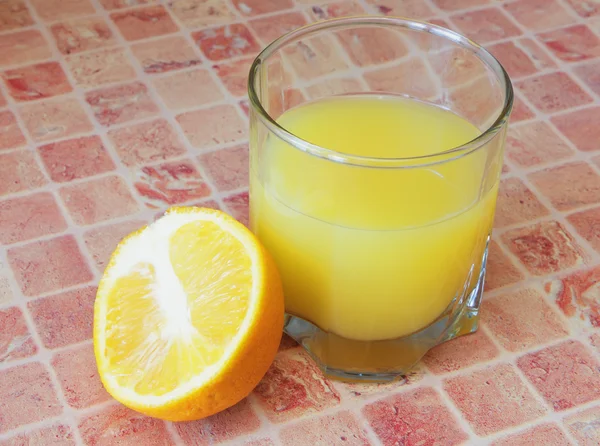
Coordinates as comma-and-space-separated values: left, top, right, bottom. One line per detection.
248, 16, 513, 382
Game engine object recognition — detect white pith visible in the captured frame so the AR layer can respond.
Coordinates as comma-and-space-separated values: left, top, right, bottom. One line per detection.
96, 209, 261, 406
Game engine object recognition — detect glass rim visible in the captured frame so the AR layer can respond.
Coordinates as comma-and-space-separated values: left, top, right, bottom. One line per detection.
247, 16, 514, 168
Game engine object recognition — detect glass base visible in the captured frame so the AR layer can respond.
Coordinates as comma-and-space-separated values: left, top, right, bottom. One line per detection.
283, 249, 487, 383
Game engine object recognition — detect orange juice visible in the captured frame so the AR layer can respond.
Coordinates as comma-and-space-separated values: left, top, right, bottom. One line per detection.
250, 94, 499, 342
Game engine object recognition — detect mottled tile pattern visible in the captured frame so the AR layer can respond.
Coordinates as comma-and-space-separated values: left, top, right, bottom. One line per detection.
518, 340, 600, 411
364, 387, 468, 445
444, 364, 547, 435
0, 0, 599, 444
174, 399, 261, 444
482, 287, 569, 351
491, 423, 573, 446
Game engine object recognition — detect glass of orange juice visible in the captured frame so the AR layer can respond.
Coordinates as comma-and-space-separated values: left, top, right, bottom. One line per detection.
248, 17, 513, 382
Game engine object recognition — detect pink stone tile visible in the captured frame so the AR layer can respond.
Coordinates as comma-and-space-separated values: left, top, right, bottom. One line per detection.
365, 0, 434, 18
337, 27, 409, 67
447, 75, 505, 125
283, 35, 348, 80
168, 0, 235, 29
519, 38, 558, 71
502, 221, 587, 276
483, 287, 569, 352
0, 110, 26, 150
253, 349, 341, 423
552, 106, 600, 152
9, 236, 93, 297
444, 364, 547, 435
152, 69, 223, 110
530, 162, 600, 211
504, 0, 576, 31
511, 93, 536, 122
494, 177, 549, 228
200, 144, 248, 191
538, 25, 600, 62
485, 240, 525, 291
176, 104, 246, 149
426, 46, 490, 88
364, 57, 437, 99
0, 0, 34, 33
0, 424, 76, 446
306, 77, 365, 99
174, 399, 261, 445
19, 97, 93, 143
38, 135, 116, 183
213, 57, 253, 97
78, 405, 175, 446
517, 72, 593, 114
67, 48, 137, 88
60, 175, 139, 225
249, 11, 307, 44
224, 191, 248, 226
334, 366, 425, 400
0, 30, 52, 67
0, 90, 6, 107
567, 206, 600, 253
266, 88, 305, 119
0, 307, 37, 363
2, 62, 72, 102
192, 199, 220, 211
52, 343, 111, 408
134, 160, 211, 208
364, 387, 468, 445
131, 36, 202, 74
0, 150, 47, 196
0, 363, 62, 433
546, 266, 600, 330
309, 1, 365, 21
505, 121, 574, 168
28, 286, 95, 348
491, 423, 572, 446
574, 61, 600, 96
423, 329, 499, 374
0, 192, 67, 244
193, 23, 260, 61
108, 119, 186, 166
451, 8, 521, 44
565, 0, 600, 17
100, 0, 156, 9
432, 0, 491, 10
85, 81, 159, 127
30, 0, 96, 22
231, 0, 293, 16
488, 41, 539, 79
50, 16, 116, 55
518, 340, 600, 411
564, 405, 600, 445
84, 219, 146, 271
591, 333, 600, 352
279, 411, 370, 446
239, 99, 250, 116
110, 5, 179, 41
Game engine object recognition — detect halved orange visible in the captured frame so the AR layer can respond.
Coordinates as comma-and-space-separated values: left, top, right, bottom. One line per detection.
93, 207, 284, 421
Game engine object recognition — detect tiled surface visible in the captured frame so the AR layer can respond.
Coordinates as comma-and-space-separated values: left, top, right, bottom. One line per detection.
0, 0, 599, 445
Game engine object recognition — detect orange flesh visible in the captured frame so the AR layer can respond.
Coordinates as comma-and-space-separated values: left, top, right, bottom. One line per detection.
103, 221, 253, 396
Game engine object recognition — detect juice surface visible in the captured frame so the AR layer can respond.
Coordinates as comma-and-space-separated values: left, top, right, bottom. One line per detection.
250, 95, 499, 341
